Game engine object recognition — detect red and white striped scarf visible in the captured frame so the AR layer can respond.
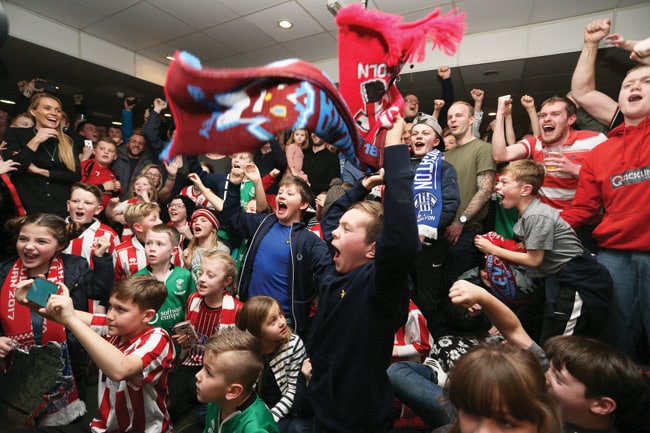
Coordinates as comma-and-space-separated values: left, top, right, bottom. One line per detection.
0, 255, 66, 349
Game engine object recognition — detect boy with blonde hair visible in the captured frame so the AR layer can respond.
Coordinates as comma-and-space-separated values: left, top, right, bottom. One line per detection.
196, 328, 278, 433
304, 117, 421, 433
475, 159, 611, 342
114, 202, 162, 280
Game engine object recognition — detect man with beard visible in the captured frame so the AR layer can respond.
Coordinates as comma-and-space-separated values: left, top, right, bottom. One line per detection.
491, 95, 606, 211
112, 132, 157, 199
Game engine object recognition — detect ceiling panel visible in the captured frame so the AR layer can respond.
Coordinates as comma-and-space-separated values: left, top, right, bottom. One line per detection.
373, 0, 454, 15
110, 3, 194, 43
284, 32, 337, 62
12, 0, 104, 29
244, 2, 324, 43
203, 18, 277, 53
68, 0, 140, 16
530, 0, 619, 24
165, 32, 235, 62
457, 0, 535, 34
148, 0, 238, 29
296, 0, 340, 32
243, 43, 296, 66
84, 18, 160, 51
221, 0, 288, 16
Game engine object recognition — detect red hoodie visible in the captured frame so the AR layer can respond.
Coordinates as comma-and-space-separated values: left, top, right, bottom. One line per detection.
561, 116, 650, 251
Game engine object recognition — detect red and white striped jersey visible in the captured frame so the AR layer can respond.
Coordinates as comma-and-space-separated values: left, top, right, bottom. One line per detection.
89, 315, 175, 433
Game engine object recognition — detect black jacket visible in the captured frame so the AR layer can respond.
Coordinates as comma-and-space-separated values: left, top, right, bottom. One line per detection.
2, 127, 80, 217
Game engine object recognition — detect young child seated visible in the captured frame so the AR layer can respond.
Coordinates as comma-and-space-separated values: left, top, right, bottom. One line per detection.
168, 250, 243, 422
237, 295, 306, 432
80, 138, 121, 209
64, 182, 118, 312
135, 224, 195, 339
474, 159, 612, 341
196, 328, 279, 433
450, 279, 649, 433
446, 342, 562, 433
544, 335, 648, 433
16, 274, 176, 433
114, 202, 162, 280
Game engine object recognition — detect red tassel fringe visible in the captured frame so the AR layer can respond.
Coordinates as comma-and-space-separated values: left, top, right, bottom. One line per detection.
336, 4, 466, 66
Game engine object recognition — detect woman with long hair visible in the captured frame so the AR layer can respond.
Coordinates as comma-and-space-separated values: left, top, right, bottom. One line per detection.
1, 93, 80, 217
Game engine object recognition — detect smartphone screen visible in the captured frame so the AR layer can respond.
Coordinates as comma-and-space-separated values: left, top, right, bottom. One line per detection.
26, 278, 59, 308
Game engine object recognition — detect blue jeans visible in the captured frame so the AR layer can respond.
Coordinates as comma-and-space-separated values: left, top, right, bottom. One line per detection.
598, 249, 650, 358
386, 362, 455, 429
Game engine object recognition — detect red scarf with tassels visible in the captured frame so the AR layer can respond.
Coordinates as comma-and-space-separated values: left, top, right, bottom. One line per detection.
0, 256, 66, 349
336, 4, 465, 166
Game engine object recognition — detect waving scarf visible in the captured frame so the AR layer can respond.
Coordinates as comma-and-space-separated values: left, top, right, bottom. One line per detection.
336, 5, 465, 166
163, 5, 465, 172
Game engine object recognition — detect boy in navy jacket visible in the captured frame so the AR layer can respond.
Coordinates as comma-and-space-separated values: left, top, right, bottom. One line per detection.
305, 117, 421, 433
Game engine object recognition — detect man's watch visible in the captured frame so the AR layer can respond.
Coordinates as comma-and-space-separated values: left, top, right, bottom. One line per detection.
459, 215, 468, 225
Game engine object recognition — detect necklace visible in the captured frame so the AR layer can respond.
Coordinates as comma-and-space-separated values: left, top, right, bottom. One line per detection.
35, 128, 58, 162
42, 142, 57, 162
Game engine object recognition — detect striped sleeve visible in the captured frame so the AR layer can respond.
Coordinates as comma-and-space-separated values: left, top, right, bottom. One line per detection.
269, 334, 306, 422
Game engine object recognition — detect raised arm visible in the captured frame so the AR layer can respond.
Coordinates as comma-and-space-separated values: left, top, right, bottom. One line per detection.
188, 173, 223, 211
520, 95, 541, 137
470, 88, 484, 138
570, 19, 618, 125
449, 279, 533, 349
474, 236, 545, 268
243, 162, 269, 213
33, 281, 165, 382
491, 95, 528, 162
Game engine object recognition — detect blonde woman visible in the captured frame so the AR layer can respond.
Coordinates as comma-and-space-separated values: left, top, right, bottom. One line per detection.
2, 93, 80, 217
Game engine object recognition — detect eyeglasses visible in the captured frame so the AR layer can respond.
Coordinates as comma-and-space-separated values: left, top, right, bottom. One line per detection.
168, 203, 185, 209
404, 98, 419, 104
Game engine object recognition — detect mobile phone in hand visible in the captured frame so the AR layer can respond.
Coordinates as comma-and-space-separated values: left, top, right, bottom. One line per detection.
26, 278, 59, 308
173, 320, 199, 346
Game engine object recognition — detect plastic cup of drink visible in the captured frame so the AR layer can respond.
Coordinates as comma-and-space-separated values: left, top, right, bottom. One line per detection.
542, 146, 563, 171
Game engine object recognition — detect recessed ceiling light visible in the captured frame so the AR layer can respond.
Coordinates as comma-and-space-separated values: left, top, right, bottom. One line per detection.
112, 121, 123, 125
163, 113, 172, 118
277, 19, 293, 29
165, 54, 175, 61
0, 99, 16, 105
488, 112, 497, 117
